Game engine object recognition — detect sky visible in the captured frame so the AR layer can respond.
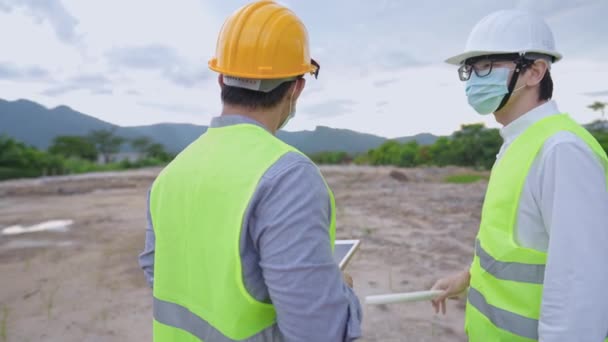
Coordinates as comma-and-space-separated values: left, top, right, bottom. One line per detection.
1, 0, 607, 138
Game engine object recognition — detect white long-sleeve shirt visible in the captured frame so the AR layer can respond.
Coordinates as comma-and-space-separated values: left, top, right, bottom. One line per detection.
496, 101, 608, 341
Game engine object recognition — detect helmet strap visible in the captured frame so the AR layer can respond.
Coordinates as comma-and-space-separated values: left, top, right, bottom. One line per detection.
496, 57, 528, 112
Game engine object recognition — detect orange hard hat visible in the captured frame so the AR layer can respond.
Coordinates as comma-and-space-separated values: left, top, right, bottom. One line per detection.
208, 1, 319, 80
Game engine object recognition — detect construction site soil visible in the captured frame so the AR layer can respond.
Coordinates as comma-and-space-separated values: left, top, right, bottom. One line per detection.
0, 166, 488, 341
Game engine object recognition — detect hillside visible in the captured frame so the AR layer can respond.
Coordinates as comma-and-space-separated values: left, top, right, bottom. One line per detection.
0, 98, 437, 154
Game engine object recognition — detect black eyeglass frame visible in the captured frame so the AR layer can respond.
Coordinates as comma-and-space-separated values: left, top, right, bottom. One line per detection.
457, 53, 534, 81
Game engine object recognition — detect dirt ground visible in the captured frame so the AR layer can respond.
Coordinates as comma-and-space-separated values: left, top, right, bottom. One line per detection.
0, 166, 487, 341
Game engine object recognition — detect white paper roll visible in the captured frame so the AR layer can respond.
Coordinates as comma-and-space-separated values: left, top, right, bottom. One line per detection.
365, 290, 444, 305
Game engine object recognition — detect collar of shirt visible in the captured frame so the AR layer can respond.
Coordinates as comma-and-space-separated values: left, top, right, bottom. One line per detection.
210, 114, 270, 132
496, 100, 561, 160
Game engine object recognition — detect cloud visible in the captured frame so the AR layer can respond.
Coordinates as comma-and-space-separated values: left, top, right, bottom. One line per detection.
535, 1, 608, 60
163, 66, 211, 88
138, 101, 206, 114
302, 99, 356, 118
93, 88, 112, 95
0, 62, 49, 81
379, 51, 422, 70
516, 0, 594, 17
107, 45, 178, 70
2, 0, 607, 138
1, 0, 80, 44
302, 85, 324, 96
107, 44, 211, 87
583, 90, 608, 97
374, 78, 399, 88
42, 73, 112, 96
376, 101, 389, 114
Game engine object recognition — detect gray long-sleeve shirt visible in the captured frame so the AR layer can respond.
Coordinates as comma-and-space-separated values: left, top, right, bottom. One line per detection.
139, 115, 362, 342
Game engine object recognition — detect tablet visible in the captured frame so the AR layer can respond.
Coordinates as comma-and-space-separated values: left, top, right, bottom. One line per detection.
333, 239, 360, 269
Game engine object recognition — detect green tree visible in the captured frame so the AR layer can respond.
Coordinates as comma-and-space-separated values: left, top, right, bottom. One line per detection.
0, 135, 26, 168
397, 141, 420, 167
88, 129, 125, 164
131, 136, 153, 154
0, 135, 65, 180
450, 124, 502, 169
310, 151, 350, 164
130, 136, 172, 162
367, 140, 421, 167
369, 140, 402, 165
364, 124, 502, 170
48, 136, 98, 161
428, 137, 455, 166
475, 127, 502, 170
415, 145, 433, 165
588, 101, 607, 121
591, 130, 608, 154
145, 143, 172, 162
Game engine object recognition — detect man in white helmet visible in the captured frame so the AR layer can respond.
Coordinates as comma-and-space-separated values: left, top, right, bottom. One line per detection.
430, 9, 608, 341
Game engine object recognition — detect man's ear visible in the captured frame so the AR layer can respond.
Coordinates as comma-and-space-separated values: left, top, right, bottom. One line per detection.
526, 60, 548, 87
218, 74, 225, 88
292, 78, 306, 101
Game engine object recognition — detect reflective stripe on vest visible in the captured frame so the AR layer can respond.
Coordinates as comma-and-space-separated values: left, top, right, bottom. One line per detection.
155, 298, 233, 342
469, 287, 608, 340
154, 298, 284, 342
476, 239, 545, 284
468, 287, 539, 340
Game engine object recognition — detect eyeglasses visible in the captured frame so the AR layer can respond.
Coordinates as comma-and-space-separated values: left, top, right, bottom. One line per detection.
458, 54, 533, 81
311, 59, 320, 79
458, 60, 504, 81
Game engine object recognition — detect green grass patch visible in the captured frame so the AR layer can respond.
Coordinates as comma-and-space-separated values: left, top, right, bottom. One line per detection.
444, 173, 487, 184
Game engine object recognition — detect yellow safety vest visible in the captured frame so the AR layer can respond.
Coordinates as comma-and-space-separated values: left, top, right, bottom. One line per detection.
466, 114, 608, 341
150, 123, 336, 341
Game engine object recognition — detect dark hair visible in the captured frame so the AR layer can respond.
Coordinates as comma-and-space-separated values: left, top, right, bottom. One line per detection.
221, 80, 297, 109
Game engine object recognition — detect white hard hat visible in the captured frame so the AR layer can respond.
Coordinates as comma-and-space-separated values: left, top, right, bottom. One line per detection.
445, 9, 562, 65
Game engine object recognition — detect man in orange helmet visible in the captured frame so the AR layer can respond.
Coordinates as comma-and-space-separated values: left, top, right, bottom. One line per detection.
139, 1, 362, 341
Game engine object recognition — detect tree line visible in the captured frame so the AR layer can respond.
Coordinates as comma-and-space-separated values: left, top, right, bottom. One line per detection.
310, 120, 608, 170
2, 103, 607, 181
0, 129, 173, 181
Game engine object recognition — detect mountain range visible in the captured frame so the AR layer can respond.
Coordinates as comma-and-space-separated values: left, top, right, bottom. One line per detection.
0, 98, 438, 155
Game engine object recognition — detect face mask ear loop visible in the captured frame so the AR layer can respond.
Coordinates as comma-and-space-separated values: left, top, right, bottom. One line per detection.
279, 81, 298, 130
288, 81, 297, 115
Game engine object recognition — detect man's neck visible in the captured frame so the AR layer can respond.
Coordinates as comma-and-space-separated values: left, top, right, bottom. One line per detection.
221, 105, 282, 134
494, 99, 548, 126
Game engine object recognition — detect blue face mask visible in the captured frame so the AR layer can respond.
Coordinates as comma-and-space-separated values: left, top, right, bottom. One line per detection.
465, 67, 511, 115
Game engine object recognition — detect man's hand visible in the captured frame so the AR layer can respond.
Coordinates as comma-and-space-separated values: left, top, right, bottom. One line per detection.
430, 269, 470, 314
342, 271, 353, 288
